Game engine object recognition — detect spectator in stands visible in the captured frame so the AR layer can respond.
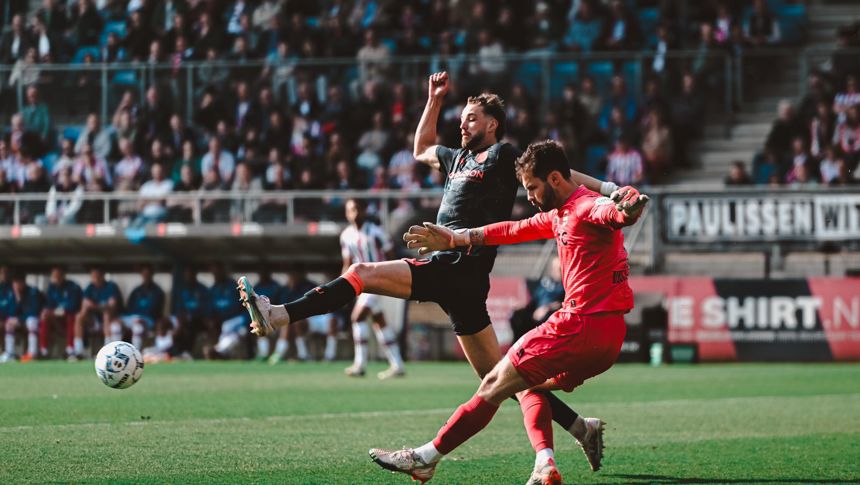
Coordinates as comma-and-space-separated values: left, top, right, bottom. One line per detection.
785, 137, 814, 184
193, 12, 221, 60
833, 105, 860, 166
51, 138, 76, 178
262, 41, 295, 104
114, 137, 143, 192
765, 99, 802, 163
102, 32, 125, 63
798, 72, 832, 125
787, 162, 818, 187
712, 2, 735, 45
692, 23, 720, 87
725, 160, 754, 186
171, 139, 199, 184
230, 163, 262, 220
600, 105, 632, 147
0, 14, 30, 65
473, 29, 506, 82
22, 86, 51, 145
819, 145, 840, 184
70, 0, 103, 47
122, 264, 166, 351
45, 167, 84, 224
75, 113, 115, 161
73, 143, 112, 191
39, 0, 69, 40
606, 136, 644, 186
356, 29, 390, 84
832, 27, 860, 82
601, 0, 641, 51
71, 266, 122, 360
578, 76, 603, 121
752, 148, 782, 184
8, 47, 40, 89
745, 0, 781, 47
563, 0, 604, 52
138, 87, 170, 149
136, 163, 174, 225
649, 23, 677, 83
830, 156, 858, 186
809, 101, 836, 158
641, 109, 673, 182
164, 114, 194, 159
31, 15, 54, 62
389, 133, 417, 190
252, 0, 281, 31
556, 83, 591, 144
201, 136, 236, 185
833, 75, 860, 123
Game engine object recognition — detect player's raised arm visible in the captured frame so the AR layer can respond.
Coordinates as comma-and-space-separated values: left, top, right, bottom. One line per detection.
585, 186, 650, 229
569, 170, 620, 197
404, 213, 554, 255
413, 72, 450, 171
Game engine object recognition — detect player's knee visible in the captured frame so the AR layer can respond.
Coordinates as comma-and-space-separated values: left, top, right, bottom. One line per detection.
476, 368, 502, 400
348, 262, 372, 281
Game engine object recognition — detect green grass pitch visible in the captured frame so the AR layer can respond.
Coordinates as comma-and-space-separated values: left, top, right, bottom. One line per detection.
1, 361, 858, 484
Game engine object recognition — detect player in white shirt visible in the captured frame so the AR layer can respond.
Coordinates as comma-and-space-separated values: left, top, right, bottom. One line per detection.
340, 198, 405, 379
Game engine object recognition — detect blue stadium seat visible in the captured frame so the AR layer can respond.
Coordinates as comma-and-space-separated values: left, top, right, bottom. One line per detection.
586, 61, 614, 97
638, 7, 660, 47
621, 60, 641, 98
112, 70, 137, 86
514, 60, 543, 96
585, 144, 609, 178
777, 4, 807, 45
103, 21, 127, 38
63, 126, 83, 142
41, 152, 58, 173
72, 46, 101, 63
381, 38, 397, 54
550, 61, 579, 100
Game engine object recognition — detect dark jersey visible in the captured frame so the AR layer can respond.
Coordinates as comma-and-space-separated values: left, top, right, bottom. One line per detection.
435, 142, 520, 270
210, 279, 244, 321
171, 280, 211, 319
126, 282, 166, 320
0, 283, 14, 319
12, 285, 44, 318
46, 280, 83, 313
84, 281, 123, 309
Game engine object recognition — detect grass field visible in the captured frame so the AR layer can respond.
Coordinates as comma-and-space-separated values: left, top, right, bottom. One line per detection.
1, 361, 858, 485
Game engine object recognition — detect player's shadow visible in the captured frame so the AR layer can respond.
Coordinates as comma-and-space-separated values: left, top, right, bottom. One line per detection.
603, 474, 860, 484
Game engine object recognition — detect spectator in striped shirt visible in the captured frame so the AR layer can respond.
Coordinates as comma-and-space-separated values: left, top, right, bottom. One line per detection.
606, 137, 644, 187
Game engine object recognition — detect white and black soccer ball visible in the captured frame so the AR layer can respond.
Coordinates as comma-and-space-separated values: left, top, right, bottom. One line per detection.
94, 341, 144, 389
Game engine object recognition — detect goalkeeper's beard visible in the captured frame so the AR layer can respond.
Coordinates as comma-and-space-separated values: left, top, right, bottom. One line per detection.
535, 185, 560, 212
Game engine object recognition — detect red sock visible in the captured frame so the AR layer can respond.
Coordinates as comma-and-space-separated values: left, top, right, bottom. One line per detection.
432, 394, 499, 454
519, 391, 554, 452
341, 268, 364, 295
39, 317, 50, 353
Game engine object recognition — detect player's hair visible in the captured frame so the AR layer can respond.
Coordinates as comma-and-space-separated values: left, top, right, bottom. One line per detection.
467, 92, 506, 139
515, 140, 571, 181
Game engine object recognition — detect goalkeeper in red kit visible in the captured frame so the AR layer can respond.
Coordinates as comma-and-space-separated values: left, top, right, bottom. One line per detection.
369, 139, 648, 485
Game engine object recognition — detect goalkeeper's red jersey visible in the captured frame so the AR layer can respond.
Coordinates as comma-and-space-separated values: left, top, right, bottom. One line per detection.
483, 186, 634, 315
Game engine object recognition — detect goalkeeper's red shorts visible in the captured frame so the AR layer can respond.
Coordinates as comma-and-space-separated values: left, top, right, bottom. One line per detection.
507, 311, 626, 392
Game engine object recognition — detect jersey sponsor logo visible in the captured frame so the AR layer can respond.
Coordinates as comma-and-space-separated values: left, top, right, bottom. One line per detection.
448, 169, 484, 181
475, 151, 489, 164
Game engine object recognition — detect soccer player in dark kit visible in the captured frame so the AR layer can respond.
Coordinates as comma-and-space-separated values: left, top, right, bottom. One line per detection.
236, 72, 641, 470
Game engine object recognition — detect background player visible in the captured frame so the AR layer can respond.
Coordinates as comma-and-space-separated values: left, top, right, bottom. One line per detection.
122, 264, 167, 351
3, 272, 44, 362
71, 266, 122, 360
169, 266, 211, 359
370, 139, 649, 484
40, 265, 83, 359
252, 268, 283, 361
238, 72, 635, 451
266, 265, 315, 364
340, 198, 405, 379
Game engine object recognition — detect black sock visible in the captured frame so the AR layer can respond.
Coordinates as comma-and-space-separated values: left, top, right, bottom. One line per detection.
546, 392, 579, 429
509, 391, 579, 429
284, 277, 357, 323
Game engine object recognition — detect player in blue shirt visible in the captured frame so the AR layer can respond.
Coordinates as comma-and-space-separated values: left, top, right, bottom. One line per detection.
252, 268, 283, 361
267, 265, 318, 364
122, 265, 166, 353
72, 266, 123, 360
2, 272, 44, 362
169, 266, 212, 358
40, 265, 83, 358
208, 262, 248, 359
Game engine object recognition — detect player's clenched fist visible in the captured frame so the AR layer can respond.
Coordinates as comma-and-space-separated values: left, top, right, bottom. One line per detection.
610, 186, 649, 221
403, 222, 457, 255
428, 72, 449, 99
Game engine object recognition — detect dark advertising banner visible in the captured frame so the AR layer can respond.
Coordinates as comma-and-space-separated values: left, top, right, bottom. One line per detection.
628, 277, 860, 361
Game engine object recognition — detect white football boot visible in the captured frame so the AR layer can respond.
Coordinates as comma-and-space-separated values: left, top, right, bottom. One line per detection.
369, 448, 436, 483
575, 417, 605, 472
236, 276, 274, 337
525, 458, 563, 485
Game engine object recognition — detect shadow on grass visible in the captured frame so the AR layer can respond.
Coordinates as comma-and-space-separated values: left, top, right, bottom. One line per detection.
602, 474, 860, 484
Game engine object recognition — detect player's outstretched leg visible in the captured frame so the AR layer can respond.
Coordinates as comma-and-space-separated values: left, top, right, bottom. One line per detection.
368, 448, 436, 484
570, 416, 605, 472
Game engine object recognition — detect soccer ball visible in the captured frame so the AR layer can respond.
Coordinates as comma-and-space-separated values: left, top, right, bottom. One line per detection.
94, 341, 144, 389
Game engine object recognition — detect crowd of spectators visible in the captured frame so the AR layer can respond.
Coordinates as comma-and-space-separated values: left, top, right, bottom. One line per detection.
0, 262, 346, 362
736, 21, 860, 187
0, 0, 815, 226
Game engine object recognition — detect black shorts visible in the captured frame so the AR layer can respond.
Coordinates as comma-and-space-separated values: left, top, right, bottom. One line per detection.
404, 251, 492, 336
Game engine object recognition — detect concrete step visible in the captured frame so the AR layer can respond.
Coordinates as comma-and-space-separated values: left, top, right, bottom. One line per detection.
694, 139, 762, 152
732, 122, 772, 138
694, 150, 756, 165
734, 112, 779, 123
